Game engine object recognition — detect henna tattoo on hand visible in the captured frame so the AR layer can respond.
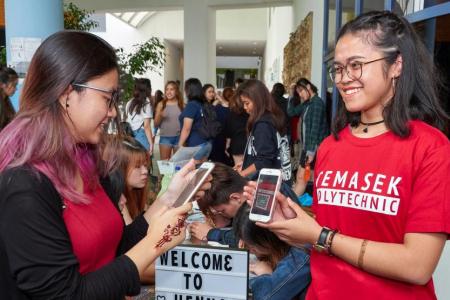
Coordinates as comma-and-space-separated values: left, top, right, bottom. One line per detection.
155, 215, 187, 248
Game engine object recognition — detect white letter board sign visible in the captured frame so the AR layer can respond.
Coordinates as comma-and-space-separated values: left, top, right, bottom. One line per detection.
155, 244, 249, 300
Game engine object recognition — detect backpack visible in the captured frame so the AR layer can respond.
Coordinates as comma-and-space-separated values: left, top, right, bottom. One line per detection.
198, 103, 222, 140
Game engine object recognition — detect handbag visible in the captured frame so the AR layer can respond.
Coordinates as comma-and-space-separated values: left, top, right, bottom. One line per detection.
121, 109, 144, 137
120, 121, 135, 137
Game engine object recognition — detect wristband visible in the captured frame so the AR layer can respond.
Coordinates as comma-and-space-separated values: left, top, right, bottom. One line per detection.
313, 227, 333, 254
313, 227, 338, 255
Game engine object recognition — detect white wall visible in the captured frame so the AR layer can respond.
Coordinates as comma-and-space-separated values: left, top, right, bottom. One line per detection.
94, 11, 184, 91
216, 56, 260, 69
292, 0, 324, 95
263, 6, 292, 88
216, 8, 267, 41
163, 40, 183, 87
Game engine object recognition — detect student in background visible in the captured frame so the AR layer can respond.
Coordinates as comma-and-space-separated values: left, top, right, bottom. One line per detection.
142, 78, 152, 111
0, 67, 19, 130
234, 78, 244, 90
209, 86, 232, 166
271, 82, 290, 141
287, 78, 328, 196
203, 83, 216, 104
154, 81, 184, 160
190, 163, 247, 246
126, 78, 154, 155
117, 137, 150, 225
236, 79, 292, 185
223, 87, 249, 166
178, 78, 212, 161
191, 163, 299, 247
234, 204, 311, 300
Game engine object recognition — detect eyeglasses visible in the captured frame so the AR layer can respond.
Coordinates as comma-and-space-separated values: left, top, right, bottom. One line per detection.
209, 207, 225, 215
72, 83, 119, 109
328, 56, 389, 84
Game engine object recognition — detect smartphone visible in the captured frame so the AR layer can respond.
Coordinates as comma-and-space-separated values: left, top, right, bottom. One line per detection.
249, 168, 282, 223
171, 162, 215, 208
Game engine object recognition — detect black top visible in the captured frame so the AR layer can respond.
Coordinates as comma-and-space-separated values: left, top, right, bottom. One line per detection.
242, 113, 292, 185
0, 166, 148, 299
209, 105, 233, 165
274, 95, 291, 137
223, 111, 249, 155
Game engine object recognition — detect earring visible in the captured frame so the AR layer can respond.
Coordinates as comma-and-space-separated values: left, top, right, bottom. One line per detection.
391, 77, 397, 95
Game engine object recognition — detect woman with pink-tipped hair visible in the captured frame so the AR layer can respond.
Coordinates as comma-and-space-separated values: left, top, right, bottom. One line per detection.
0, 31, 195, 299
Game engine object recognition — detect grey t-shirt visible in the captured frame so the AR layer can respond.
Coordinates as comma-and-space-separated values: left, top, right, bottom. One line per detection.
159, 103, 181, 137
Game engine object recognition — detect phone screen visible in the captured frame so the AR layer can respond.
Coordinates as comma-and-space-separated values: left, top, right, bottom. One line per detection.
250, 173, 279, 216
171, 167, 210, 208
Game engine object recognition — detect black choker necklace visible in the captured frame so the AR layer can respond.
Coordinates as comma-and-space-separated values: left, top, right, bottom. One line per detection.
360, 120, 385, 133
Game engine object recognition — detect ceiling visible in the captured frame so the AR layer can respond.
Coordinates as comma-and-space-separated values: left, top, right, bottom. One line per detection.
111, 11, 156, 28
69, 0, 292, 12
166, 39, 266, 57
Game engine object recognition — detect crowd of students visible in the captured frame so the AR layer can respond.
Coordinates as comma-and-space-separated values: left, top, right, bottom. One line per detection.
0, 9, 449, 300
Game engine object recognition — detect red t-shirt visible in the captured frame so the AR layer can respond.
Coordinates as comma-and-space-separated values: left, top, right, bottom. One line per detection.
291, 116, 300, 142
308, 121, 450, 300
63, 183, 123, 274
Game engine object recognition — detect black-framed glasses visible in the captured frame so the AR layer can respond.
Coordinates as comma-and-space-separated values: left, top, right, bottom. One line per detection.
72, 83, 119, 109
328, 56, 389, 84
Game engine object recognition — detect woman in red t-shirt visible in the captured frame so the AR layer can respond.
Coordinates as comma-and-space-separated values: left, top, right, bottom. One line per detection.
254, 11, 450, 300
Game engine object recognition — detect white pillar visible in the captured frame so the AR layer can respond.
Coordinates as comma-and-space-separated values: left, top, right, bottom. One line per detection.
183, 0, 216, 86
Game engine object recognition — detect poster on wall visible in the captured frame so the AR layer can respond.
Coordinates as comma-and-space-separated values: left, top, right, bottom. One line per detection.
9, 37, 41, 75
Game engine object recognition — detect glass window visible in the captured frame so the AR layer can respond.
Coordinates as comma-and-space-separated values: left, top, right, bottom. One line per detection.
363, 0, 385, 13
328, 0, 337, 52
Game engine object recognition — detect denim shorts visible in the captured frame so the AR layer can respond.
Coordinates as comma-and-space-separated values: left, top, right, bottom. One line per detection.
159, 135, 180, 147
193, 141, 212, 161
133, 128, 150, 150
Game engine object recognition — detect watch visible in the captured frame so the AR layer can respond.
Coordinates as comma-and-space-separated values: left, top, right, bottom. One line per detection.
313, 227, 337, 254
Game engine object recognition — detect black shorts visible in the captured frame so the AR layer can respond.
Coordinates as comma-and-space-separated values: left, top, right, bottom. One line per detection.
299, 150, 315, 169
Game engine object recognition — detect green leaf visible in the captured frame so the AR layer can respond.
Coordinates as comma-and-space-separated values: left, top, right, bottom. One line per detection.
116, 38, 166, 102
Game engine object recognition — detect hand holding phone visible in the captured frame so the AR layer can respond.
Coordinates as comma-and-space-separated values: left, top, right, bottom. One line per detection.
249, 168, 282, 223
171, 162, 215, 208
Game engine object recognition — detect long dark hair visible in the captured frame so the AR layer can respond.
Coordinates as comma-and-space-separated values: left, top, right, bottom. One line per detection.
296, 78, 318, 100
271, 82, 286, 98
0, 67, 18, 87
184, 78, 204, 103
233, 204, 290, 269
202, 83, 215, 103
0, 30, 119, 204
228, 89, 245, 115
332, 10, 449, 138
128, 78, 149, 115
236, 79, 286, 134
0, 67, 18, 130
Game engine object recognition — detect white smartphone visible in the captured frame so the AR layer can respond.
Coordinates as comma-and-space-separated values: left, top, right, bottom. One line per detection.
249, 168, 282, 223
171, 162, 215, 208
